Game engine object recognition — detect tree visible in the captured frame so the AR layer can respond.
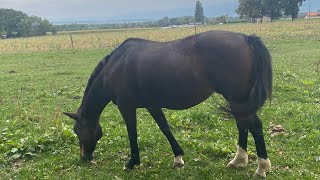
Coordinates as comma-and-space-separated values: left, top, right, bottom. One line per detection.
158, 17, 170, 27
170, 18, 180, 25
39, 19, 52, 35
180, 16, 195, 24
262, 0, 283, 22
282, 0, 306, 21
237, 0, 305, 22
0, 8, 56, 38
16, 17, 32, 37
237, 0, 282, 22
195, 1, 205, 24
0, 9, 28, 37
216, 15, 228, 24
236, 0, 264, 21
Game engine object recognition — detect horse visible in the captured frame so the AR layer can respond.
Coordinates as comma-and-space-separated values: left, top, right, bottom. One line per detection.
64, 30, 272, 178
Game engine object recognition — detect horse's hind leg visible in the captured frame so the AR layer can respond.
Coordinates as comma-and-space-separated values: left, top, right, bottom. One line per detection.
227, 119, 249, 168
228, 113, 271, 178
147, 107, 184, 168
249, 114, 271, 178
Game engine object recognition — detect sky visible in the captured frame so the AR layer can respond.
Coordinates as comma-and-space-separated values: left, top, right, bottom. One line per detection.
1, 0, 319, 23
0, 0, 236, 21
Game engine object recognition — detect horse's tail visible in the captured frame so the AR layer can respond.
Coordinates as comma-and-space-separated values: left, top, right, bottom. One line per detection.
229, 35, 273, 117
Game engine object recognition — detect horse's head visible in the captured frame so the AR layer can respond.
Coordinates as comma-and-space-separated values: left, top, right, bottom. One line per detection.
64, 112, 102, 161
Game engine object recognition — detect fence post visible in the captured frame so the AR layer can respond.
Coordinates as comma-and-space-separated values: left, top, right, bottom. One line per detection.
69, 34, 74, 48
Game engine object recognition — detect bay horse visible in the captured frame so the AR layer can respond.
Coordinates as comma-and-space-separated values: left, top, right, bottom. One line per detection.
64, 30, 272, 178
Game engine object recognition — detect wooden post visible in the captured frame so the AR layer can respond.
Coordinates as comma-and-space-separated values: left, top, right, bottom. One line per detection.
260, 24, 262, 37
70, 34, 74, 48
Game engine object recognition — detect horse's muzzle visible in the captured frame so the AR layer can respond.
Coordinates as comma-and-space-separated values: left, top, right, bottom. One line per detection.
80, 153, 93, 161
80, 144, 93, 161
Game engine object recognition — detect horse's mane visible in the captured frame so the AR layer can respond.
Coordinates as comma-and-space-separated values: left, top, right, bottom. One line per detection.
80, 39, 132, 107
82, 55, 109, 100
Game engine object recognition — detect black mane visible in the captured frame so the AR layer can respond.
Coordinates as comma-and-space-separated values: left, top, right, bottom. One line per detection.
80, 39, 136, 108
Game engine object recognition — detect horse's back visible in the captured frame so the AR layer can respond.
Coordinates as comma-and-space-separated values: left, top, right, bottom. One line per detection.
106, 31, 254, 109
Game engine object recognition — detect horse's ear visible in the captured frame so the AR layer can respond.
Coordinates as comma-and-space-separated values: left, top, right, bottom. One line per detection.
63, 112, 79, 121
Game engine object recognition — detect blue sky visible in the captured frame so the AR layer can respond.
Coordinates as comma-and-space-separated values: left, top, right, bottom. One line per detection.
0, 0, 319, 22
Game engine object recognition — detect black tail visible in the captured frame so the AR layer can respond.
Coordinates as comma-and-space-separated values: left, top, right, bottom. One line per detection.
228, 35, 273, 117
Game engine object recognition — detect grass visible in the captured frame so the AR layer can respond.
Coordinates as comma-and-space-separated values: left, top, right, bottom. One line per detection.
0, 21, 320, 179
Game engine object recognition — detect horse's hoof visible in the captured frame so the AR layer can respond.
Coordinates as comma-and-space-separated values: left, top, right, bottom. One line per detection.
227, 146, 248, 168
123, 164, 140, 171
254, 171, 266, 179
254, 158, 271, 179
123, 164, 132, 171
173, 155, 184, 168
227, 162, 237, 168
173, 162, 184, 168
227, 159, 247, 168
123, 160, 140, 171
90, 160, 97, 166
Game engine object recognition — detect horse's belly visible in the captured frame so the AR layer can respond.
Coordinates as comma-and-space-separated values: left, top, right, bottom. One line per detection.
162, 95, 212, 110
142, 87, 214, 110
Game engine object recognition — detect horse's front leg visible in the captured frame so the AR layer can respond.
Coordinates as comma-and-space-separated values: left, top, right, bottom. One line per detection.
147, 107, 184, 168
118, 106, 140, 170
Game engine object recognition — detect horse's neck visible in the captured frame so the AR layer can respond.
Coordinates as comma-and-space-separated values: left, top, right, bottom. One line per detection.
80, 75, 111, 121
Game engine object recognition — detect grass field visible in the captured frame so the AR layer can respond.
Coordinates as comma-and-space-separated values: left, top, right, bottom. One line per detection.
0, 20, 320, 179
1, 19, 320, 54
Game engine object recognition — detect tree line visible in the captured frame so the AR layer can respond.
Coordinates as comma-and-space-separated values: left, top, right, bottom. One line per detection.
55, 16, 243, 32
0, 8, 56, 38
236, 0, 306, 22
55, 16, 197, 31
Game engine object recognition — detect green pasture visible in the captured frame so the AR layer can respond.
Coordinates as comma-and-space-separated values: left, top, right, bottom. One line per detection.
0, 23, 319, 179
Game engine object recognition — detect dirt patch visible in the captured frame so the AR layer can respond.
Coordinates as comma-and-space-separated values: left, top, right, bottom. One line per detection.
11, 160, 22, 172
269, 123, 288, 137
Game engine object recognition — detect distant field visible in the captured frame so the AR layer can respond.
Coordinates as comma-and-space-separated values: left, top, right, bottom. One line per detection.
0, 20, 319, 179
0, 19, 320, 54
